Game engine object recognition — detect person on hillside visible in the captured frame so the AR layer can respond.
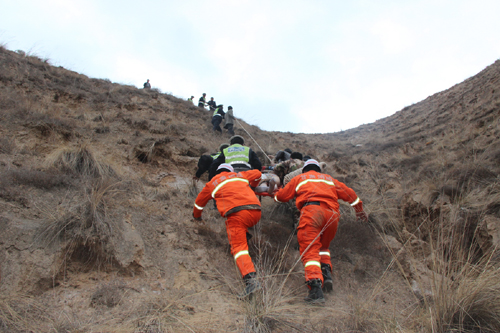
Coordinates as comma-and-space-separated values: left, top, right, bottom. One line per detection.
143, 79, 151, 89
273, 152, 305, 185
274, 159, 368, 303
193, 143, 230, 181
198, 93, 207, 108
209, 135, 262, 179
212, 105, 225, 133
193, 164, 263, 299
224, 106, 235, 135
207, 97, 217, 112
273, 148, 292, 163
188, 96, 195, 103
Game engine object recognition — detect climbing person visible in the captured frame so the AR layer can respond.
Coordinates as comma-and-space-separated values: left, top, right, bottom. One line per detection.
143, 79, 151, 89
188, 96, 195, 103
274, 159, 368, 303
212, 105, 225, 133
198, 93, 207, 108
209, 135, 262, 178
207, 97, 217, 112
193, 164, 263, 299
256, 152, 304, 195
273, 153, 305, 185
224, 106, 235, 135
273, 148, 293, 163
193, 143, 230, 180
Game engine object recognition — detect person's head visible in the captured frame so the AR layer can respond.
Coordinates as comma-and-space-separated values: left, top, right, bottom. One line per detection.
191, 95, 194, 99
290, 152, 303, 160
284, 148, 292, 154
211, 97, 214, 100
219, 143, 230, 152
216, 163, 234, 175
303, 155, 311, 161
203, 93, 206, 96
230, 135, 245, 145
228, 106, 233, 110
302, 159, 321, 173
147, 79, 150, 82
217, 104, 223, 109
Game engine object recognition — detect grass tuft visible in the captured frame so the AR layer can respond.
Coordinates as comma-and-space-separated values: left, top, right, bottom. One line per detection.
46, 144, 116, 179
36, 179, 122, 269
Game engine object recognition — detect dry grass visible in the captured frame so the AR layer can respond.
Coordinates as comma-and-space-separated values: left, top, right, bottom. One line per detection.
36, 179, 122, 269
0, 295, 52, 332
46, 144, 117, 179
389, 186, 500, 332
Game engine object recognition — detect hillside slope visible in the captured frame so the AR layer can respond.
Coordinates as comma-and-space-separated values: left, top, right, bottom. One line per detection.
1, 46, 500, 332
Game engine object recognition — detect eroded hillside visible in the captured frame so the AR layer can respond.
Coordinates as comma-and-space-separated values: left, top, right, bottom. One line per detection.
1, 45, 500, 332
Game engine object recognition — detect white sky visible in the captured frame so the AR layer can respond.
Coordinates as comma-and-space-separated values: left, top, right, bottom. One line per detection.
1, 0, 499, 133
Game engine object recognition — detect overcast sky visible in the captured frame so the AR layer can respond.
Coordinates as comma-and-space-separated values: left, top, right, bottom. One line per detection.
1, 0, 499, 133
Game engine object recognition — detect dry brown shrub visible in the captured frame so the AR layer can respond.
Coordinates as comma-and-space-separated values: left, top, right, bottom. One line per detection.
46, 144, 116, 179
37, 179, 122, 269
393, 193, 500, 332
0, 295, 51, 332
451, 165, 497, 190
24, 111, 76, 139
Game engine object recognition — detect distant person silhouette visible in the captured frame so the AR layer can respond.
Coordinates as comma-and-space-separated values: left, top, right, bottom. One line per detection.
198, 93, 207, 108
143, 79, 151, 89
224, 106, 235, 135
207, 97, 217, 111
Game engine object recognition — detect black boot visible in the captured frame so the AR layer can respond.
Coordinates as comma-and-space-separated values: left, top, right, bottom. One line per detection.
321, 264, 333, 293
305, 279, 325, 303
239, 272, 261, 300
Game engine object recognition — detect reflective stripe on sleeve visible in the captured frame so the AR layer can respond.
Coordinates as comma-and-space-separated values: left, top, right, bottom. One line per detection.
304, 261, 321, 268
350, 197, 360, 206
194, 203, 204, 210
319, 251, 330, 257
274, 195, 283, 203
296, 179, 335, 192
234, 250, 249, 260
211, 178, 249, 198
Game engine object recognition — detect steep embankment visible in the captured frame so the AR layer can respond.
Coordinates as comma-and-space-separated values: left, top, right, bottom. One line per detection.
1, 45, 500, 332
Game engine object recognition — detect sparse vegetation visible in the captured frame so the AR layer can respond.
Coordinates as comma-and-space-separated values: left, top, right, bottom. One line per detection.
46, 144, 116, 178
0, 45, 499, 331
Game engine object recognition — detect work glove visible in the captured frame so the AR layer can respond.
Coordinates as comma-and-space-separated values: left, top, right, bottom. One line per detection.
353, 202, 368, 222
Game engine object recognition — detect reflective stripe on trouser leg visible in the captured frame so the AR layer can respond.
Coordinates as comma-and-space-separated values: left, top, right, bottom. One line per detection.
320, 211, 339, 268
305, 261, 321, 268
234, 250, 249, 260
226, 209, 262, 277
298, 205, 339, 282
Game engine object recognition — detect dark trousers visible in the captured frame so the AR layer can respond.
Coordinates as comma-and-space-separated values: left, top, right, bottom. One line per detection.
212, 116, 222, 133
225, 123, 234, 135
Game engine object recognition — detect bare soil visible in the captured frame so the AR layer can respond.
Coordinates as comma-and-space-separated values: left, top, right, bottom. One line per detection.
1, 46, 499, 332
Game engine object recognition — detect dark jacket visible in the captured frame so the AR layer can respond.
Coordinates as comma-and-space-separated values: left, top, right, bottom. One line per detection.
198, 96, 206, 107
207, 100, 217, 111
195, 153, 220, 178
212, 106, 225, 119
208, 145, 262, 179
274, 150, 291, 163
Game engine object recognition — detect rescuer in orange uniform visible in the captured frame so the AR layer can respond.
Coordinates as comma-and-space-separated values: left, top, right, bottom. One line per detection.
193, 163, 263, 298
274, 159, 368, 303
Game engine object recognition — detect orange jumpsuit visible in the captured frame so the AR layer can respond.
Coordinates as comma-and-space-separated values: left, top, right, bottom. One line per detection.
193, 169, 262, 277
275, 170, 364, 283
